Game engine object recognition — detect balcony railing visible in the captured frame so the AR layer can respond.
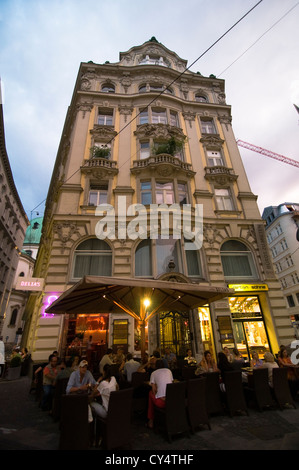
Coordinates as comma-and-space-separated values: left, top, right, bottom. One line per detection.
131, 153, 194, 177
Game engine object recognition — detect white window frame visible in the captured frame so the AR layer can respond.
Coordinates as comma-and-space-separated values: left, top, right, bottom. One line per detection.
215, 188, 234, 211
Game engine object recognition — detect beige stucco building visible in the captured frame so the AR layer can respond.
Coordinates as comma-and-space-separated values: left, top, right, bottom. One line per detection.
263, 202, 299, 340
0, 90, 29, 338
24, 39, 289, 363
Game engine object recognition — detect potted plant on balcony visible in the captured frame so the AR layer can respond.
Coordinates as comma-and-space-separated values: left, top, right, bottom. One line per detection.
153, 136, 184, 157
90, 146, 111, 159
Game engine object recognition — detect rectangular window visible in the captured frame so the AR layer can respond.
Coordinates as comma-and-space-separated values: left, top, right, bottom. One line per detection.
287, 295, 295, 308
139, 108, 148, 125
156, 182, 174, 204
207, 150, 224, 166
152, 108, 167, 124
140, 141, 150, 159
200, 118, 216, 134
98, 108, 113, 126
178, 183, 188, 205
88, 184, 108, 206
215, 188, 234, 211
141, 181, 152, 205
170, 111, 179, 127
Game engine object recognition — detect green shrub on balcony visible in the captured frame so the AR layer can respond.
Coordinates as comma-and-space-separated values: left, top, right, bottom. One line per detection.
152, 137, 184, 157
90, 146, 111, 159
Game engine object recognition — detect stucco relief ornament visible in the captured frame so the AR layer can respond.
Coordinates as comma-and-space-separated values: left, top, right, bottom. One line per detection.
121, 74, 132, 93
54, 222, 80, 251
182, 111, 196, 128
203, 224, 220, 248
156, 164, 173, 177
77, 102, 93, 119
119, 106, 133, 123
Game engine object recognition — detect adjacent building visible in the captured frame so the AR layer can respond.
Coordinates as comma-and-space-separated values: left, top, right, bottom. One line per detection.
0, 85, 29, 337
24, 39, 289, 363
1, 216, 43, 347
262, 202, 299, 339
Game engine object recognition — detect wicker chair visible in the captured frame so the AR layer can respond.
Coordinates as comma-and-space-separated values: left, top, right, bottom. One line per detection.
95, 388, 133, 450
272, 367, 296, 410
154, 381, 190, 443
245, 368, 276, 411
223, 370, 249, 417
205, 372, 224, 416
59, 394, 91, 450
52, 377, 69, 421
187, 377, 211, 432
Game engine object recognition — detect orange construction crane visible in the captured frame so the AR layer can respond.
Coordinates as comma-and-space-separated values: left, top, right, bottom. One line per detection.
236, 140, 299, 169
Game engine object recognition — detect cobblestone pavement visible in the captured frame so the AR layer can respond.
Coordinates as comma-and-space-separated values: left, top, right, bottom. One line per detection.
1, 375, 299, 451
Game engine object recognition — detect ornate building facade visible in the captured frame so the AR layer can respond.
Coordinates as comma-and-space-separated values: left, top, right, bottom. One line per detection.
24, 39, 289, 362
0, 87, 29, 337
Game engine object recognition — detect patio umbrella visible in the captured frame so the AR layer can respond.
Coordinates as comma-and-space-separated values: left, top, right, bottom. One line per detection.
46, 275, 234, 355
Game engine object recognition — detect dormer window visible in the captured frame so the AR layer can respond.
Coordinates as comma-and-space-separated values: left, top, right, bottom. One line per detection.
139, 55, 170, 67
195, 94, 208, 103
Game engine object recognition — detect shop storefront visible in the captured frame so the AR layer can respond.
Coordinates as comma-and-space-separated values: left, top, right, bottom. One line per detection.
197, 284, 274, 361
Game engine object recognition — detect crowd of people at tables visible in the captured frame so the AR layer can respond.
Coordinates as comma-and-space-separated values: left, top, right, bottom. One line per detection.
34, 341, 299, 437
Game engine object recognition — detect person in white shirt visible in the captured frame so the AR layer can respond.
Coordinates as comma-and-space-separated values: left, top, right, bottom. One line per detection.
119, 353, 140, 382
90, 363, 118, 418
147, 359, 173, 429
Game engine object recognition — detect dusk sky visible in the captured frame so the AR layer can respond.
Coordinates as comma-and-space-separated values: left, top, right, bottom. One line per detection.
0, 0, 298, 221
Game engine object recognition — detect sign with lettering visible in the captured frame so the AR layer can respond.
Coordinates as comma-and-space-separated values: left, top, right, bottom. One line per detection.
228, 284, 268, 292
15, 277, 44, 291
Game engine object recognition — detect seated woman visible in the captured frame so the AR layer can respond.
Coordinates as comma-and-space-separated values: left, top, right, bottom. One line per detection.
231, 348, 245, 370
195, 350, 219, 375
263, 352, 279, 387
250, 351, 264, 369
90, 364, 119, 419
278, 347, 299, 398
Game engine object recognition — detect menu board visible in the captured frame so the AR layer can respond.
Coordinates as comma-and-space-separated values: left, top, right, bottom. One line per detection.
113, 319, 128, 346
217, 315, 234, 346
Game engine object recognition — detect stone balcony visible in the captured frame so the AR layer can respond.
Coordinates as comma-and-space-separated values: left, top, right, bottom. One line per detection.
204, 166, 238, 185
81, 157, 118, 179
131, 153, 195, 178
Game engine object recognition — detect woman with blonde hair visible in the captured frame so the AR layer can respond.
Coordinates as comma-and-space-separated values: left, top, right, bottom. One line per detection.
263, 352, 278, 387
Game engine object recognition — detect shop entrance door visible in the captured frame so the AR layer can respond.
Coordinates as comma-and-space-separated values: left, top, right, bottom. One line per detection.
159, 311, 191, 358
230, 295, 270, 360
232, 319, 270, 360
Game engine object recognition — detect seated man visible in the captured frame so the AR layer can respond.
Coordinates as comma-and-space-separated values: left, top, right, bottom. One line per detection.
119, 353, 140, 382
66, 360, 97, 394
99, 348, 114, 375
147, 359, 173, 429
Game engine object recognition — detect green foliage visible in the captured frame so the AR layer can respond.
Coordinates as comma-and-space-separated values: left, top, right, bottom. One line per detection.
10, 354, 21, 368
90, 146, 111, 159
153, 137, 184, 156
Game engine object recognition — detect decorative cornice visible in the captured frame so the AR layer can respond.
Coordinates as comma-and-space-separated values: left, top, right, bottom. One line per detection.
200, 134, 224, 150
90, 125, 118, 142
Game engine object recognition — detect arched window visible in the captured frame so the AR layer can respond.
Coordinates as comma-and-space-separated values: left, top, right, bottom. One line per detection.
135, 239, 152, 277
135, 237, 202, 278
220, 240, 257, 279
101, 83, 115, 93
73, 238, 112, 278
195, 94, 208, 102
9, 308, 18, 326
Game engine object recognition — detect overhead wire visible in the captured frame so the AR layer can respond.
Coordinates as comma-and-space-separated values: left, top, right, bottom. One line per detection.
29, 0, 264, 216
218, 1, 299, 77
